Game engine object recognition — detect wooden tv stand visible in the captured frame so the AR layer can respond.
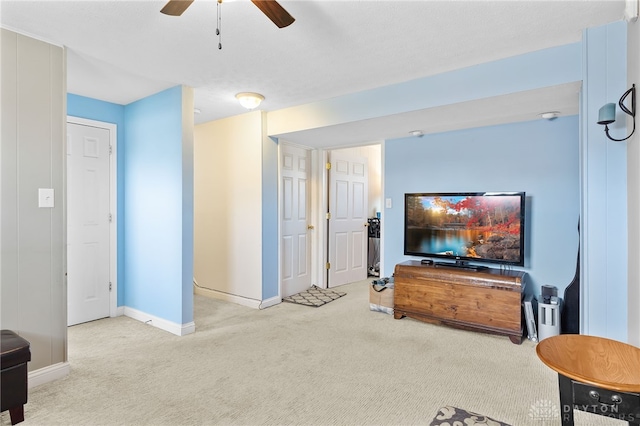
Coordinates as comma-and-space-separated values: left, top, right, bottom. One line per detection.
393, 260, 527, 344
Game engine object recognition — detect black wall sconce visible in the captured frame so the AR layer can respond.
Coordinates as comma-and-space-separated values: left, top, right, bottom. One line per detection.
597, 84, 636, 142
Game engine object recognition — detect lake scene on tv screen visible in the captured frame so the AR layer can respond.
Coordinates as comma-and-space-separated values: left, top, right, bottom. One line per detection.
405, 194, 522, 263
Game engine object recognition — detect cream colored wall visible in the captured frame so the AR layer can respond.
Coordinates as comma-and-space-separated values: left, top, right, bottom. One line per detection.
627, 16, 640, 347
332, 144, 383, 218
0, 29, 67, 371
193, 111, 264, 302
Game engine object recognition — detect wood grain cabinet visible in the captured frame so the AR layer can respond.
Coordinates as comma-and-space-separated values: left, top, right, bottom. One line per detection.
393, 260, 526, 344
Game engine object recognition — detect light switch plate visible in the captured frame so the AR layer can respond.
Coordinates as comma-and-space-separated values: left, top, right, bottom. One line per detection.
38, 188, 55, 208
385, 198, 392, 208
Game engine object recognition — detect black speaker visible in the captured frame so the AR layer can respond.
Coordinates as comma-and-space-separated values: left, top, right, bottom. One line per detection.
561, 221, 580, 334
367, 218, 380, 238
541, 285, 557, 304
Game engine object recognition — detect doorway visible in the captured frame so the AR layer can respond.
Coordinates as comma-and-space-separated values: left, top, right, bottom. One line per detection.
66, 117, 117, 326
278, 142, 382, 296
326, 144, 382, 288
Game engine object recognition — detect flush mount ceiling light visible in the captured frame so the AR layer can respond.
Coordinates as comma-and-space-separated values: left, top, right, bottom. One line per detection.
597, 84, 636, 142
409, 130, 424, 137
236, 92, 264, 110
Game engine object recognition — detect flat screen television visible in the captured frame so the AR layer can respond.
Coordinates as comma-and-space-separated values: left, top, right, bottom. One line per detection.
404, 192, 525, 268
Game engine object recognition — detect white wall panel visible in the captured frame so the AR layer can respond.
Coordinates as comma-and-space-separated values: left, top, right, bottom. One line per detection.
627, 19, 640, 346
0, 28, 66, 371
1, 29, 20, 329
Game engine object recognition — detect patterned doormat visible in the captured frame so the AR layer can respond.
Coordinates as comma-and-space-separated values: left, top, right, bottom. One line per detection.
429, 406, 511, 426
283, 285, 346, 307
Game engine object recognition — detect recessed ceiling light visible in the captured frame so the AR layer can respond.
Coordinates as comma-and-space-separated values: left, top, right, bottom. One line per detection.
409, 130, 423, 137
540, 111, 559, 120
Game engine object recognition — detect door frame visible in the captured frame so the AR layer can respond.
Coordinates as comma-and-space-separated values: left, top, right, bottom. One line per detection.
315, 149, 329, 289
318, 144, 384, 287
66, 116, 118, 318
278, 143, 384, 293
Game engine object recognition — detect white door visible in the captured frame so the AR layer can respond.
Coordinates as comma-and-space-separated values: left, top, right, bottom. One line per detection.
67, 122, 111, 326
281, 144, 312, 297
328, 152, 368, 288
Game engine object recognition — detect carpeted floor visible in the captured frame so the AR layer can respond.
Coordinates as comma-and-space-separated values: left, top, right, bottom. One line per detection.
1, 279, 625, 426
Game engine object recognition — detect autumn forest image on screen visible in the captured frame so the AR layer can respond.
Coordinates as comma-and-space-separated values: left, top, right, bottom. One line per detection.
405, 194, 523, 263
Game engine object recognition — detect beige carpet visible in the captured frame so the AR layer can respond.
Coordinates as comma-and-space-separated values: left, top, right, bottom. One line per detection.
1, 280, 625, 426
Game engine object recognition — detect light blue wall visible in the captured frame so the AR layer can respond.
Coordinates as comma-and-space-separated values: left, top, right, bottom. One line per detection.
124, 86, 193, 325
68, 88, 194, 326
384, 117, 580, 298
381, 20, 630, 341
67, 94, 126, 307
581, 21, 628, 340
262, 133, 279, 300
269, 43, 581, 136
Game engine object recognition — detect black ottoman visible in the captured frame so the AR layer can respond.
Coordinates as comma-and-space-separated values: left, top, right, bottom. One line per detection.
1, 330, 31, 425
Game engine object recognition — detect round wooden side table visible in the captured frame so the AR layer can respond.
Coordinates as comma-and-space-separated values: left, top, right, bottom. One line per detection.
536, 334, 640, 425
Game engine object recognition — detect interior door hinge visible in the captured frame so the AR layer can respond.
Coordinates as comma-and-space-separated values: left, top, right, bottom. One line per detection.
326, 262, 331, 270
109, 282, 112, 291
326, 212, 331, 220
326, 162, 331, 170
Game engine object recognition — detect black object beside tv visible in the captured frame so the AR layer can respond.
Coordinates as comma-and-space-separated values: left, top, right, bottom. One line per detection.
404, 192, 525, 269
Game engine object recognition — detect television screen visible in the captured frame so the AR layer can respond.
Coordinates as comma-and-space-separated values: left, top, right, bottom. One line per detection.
404, 192, 525, 267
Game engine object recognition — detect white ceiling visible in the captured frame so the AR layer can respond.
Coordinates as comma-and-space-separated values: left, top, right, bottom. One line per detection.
0, 0, 628, 147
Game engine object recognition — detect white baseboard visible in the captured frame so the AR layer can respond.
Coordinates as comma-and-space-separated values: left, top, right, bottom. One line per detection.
28, 361, 70, 389
194, 285, 261, 309
123, 307, 195, 336
259, 295, 282, 309
115, 306, 125, 317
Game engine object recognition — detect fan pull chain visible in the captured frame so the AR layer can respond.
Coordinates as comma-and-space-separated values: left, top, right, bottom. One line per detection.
216, 0, 222, 49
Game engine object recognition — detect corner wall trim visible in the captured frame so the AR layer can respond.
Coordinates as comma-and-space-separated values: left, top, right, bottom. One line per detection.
259, 296, 281, 309
194, 285, 261, 309
28, 362, 71, 389
123, 307, 195, 336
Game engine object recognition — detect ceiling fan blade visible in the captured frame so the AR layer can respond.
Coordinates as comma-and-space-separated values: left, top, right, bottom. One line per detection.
160, 0, 195, 16
250, 0, 295, 28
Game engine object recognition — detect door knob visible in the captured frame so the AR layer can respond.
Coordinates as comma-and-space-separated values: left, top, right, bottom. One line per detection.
307, 225, 314, 230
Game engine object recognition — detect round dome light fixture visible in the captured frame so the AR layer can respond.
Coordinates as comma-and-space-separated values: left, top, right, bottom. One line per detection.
236, 92, 265, 110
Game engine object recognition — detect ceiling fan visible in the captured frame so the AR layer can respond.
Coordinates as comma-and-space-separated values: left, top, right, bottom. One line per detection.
160, 0, 295, 28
